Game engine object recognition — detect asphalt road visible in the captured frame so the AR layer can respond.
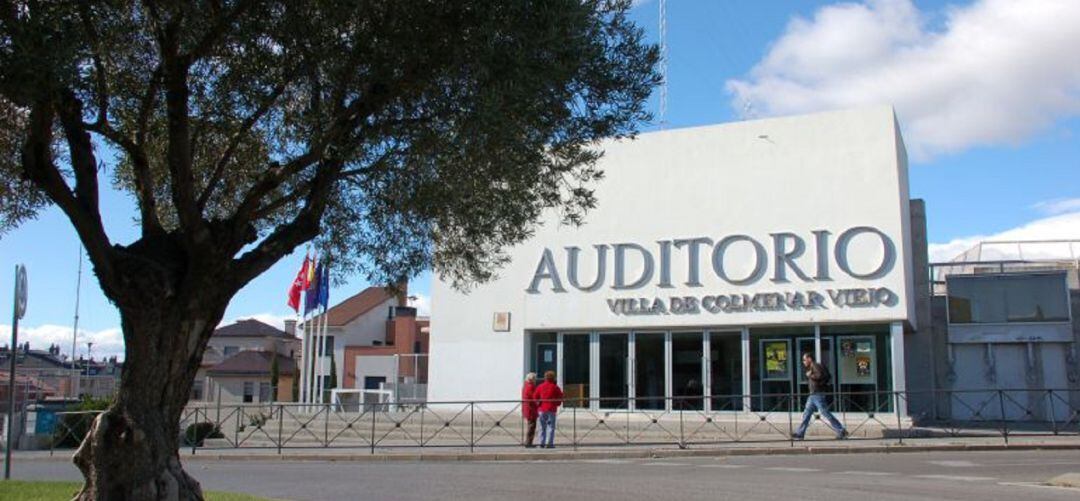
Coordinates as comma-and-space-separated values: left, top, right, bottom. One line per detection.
13, 450, 1080, 500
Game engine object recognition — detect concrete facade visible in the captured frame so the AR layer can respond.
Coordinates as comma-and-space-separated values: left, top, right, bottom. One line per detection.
430, 107, 917, 406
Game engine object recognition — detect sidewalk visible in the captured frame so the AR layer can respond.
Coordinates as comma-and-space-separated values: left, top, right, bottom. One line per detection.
18, 434, 1080, 463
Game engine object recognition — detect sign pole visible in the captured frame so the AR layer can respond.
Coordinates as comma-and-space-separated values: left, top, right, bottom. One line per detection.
5, 264, 27, 480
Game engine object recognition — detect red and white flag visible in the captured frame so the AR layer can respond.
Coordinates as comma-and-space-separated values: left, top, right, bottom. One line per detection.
287, 255, 311, 312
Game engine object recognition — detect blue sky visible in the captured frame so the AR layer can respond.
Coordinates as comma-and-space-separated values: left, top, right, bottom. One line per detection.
2, 0, 1078, 360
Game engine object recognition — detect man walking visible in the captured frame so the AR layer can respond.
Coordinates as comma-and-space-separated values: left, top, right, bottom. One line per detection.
533, 370, 564, 448
521, 372, 538, 448
793, 353, 848, 440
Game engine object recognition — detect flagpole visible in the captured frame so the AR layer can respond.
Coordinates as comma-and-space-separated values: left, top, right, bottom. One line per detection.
296, 250, 309, 406
315, 260, 329, 406
314, 310, 323, 405
299, 308, 309, 405
308, 254, 321, 405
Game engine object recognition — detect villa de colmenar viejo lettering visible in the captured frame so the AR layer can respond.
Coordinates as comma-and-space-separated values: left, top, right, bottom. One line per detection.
606, 287, 898, 316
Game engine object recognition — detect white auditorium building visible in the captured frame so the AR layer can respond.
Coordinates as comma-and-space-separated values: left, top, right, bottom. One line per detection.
428, 106, 1080, 420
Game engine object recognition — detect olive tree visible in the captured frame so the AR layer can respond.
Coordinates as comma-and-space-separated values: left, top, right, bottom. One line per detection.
0, 1, 658, 499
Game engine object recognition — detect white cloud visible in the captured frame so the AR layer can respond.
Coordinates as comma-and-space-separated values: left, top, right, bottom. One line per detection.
0, 324, 125, 361
1032, 197, 1080, 216
928, 210, 1080, 262
727, 0, 1080, 160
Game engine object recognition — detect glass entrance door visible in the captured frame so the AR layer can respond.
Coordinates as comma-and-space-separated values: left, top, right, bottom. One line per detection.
634, 333, 667, 410
672, 332, 703, 410
599, 333, 628, 409
535, 343, 557, 377
708, 332, 743, 411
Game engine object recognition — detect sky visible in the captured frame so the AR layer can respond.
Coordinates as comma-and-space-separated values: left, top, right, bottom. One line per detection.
1, 0, 1078, 361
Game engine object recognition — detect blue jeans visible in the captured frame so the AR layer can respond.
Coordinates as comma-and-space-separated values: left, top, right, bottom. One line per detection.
538, 411, 557, 446
795, 394, 846, 438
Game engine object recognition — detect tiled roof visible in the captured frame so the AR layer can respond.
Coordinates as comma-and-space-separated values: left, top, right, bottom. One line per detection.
312, 286, 400, 327
213, 319, 293, 339
207, 351, 296, 376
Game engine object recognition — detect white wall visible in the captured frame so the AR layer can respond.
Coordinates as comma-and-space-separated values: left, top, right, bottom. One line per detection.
353, 355, 397, 389
430, 107, 916, 402
302, 297, 397, 389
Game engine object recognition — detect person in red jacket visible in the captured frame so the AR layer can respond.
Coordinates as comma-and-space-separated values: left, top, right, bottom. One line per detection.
521, 372, 538, 448
533, 370, 564, 448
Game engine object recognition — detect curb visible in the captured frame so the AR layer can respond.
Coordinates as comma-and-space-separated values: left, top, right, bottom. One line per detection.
27, 442, 1080, 463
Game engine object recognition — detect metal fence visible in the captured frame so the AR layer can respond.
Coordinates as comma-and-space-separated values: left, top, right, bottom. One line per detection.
42, 388, 1079, 454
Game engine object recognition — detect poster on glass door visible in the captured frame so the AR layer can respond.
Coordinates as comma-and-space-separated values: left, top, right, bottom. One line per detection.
839, 337, 876, 385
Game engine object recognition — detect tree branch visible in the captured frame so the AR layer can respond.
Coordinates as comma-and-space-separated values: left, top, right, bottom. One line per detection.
84, 120, 164, 236
229, 159, 343, 289
76, 3, 109, 126
159, 17, 205, 239
197, 81, 288, 210
182, 0, 255, 64
21, 99, 116, 292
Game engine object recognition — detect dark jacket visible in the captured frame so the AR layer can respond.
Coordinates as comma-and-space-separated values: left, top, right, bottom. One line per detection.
521, 381, 538, 421
806, 362, 832, 394
533, 380, 564, 413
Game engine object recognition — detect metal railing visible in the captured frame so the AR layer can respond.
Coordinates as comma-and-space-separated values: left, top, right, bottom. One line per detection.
43, 388, 1080, 454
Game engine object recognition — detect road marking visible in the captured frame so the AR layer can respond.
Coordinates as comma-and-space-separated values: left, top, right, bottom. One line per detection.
928, 460, 979, 468
698, 464, 749, 469
834, 471, 894, 476
765, 467, 821, 472
916, 474, 996, 482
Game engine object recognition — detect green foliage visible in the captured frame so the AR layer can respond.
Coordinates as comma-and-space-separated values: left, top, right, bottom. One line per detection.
183, 422, 224, 447
0, 481, 273, 501
53, 396, 114, 448
0, 0, 659, 293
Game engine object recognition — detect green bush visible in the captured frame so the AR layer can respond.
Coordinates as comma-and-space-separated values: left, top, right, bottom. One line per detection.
183, 422, 224, 446
52, 396, 113, 448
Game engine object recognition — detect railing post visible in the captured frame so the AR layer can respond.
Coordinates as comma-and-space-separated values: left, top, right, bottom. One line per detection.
469, 402, 475, 453
997, 390, 1008, 445
734, 396, 740, 440
1047, 390, 1059, 436
626, 400, 631, 445
323, 403, 330, 448
277, 405, 283, 454
678, 404, 685, 449
788, 391, 794, 447
370, 403, 377, 455
234, 406, 241, 448
191, 408, 199, 455
419, 405, 426, 449
570, 405, 578, 451
894, 392, 904, 445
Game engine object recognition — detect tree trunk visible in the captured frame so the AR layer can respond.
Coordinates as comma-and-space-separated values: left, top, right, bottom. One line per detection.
72, 287, 228, 501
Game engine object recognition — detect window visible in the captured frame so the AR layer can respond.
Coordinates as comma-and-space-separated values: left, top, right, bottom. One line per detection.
364, 376, 386, 390
258, 382, 271, 402
562, 334, 590, 408
413, 341, 422, 354
191, 381, 204, 401
948, 273, 1069, 324
242, 382, 254, 403
224, 346, 239, 357
322, 336, 335, 354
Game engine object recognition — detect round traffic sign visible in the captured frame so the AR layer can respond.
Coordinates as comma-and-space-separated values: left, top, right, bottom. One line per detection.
14, 264, 27, 319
